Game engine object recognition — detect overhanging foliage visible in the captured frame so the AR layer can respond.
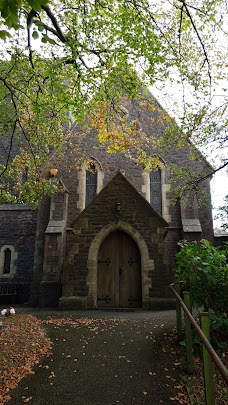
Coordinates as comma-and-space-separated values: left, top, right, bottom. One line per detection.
0, 1, 227, 204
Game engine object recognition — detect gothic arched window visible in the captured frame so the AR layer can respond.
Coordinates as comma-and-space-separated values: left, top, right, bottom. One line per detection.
3, 248, 11, 274
86, 163, 98, 206
77, 158, 104, 211
22, 167, 29, 184
142, 158, 171, 222
0, 245, 17, 277
150, 169, 162, 216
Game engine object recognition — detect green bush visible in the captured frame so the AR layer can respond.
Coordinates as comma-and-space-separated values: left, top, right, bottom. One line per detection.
175, 240, 228, 314
175, 240, 228, 346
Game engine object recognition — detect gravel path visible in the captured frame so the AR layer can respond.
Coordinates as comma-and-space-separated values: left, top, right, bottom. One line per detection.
8, 309, 182, 405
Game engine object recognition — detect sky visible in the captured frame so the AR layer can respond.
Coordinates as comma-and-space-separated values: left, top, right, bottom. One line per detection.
151, 84, 228, 230
211, 170, 228, 229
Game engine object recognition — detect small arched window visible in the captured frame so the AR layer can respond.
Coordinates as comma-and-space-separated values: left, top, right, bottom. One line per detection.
0, 245, 17, 277
3, 248, 11, 274
150, 169, 162, 215
142, 158, 171, 222
77, 158, 104, 211
22, 167, 29, 184
86, 163, 98, 206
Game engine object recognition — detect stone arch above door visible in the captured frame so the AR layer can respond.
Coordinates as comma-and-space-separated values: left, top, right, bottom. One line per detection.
86, 221, 154, 308
97, 230, 142, 308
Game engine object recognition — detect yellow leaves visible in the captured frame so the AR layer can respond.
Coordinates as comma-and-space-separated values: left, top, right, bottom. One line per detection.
21, 396, 33, 403
137, 152, 164, 172
163, 114, 175, 123
89, 98, 174, 170
95, 116, 141, 153
169, 394, 190, 404
144, 103, 158, 112
90, 117, 98, 127
90, 100, 147, 153
0, 315, 51, 404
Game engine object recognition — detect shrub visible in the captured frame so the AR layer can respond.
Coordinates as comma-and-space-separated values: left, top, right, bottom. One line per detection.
175, 240, 228, 346
175, 240, 228, 314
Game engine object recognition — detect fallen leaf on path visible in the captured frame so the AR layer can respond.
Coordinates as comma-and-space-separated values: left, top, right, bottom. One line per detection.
0, 315, 51, 404
22, 397, 33, 403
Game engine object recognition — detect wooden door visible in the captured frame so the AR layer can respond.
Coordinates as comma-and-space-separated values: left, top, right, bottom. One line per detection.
97, 231, 142, 308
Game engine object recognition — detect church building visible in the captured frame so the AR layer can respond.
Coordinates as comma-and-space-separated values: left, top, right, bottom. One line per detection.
0, 94, 214, 309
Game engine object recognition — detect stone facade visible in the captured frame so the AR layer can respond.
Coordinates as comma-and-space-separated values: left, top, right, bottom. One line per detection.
0, 94, 214, 308
0, 205, 36, 303
59, 173, 169, 309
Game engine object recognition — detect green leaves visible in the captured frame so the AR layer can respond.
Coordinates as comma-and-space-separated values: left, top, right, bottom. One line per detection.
26, 0, 49, 12
175, 240, 228, 314
0, 0, 50, 28
0, 29, 11, 40
41, 33, 56, 44
32, 30, 39, 39
0, 0, 21, 28
34, 20, 44, 31
0, 0, 227, 204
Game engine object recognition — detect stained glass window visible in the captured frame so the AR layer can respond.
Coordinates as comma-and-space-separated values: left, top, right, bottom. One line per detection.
22, 167, 28, 184
3, 248, 11, 274
85, 164, 97, 206
150, 170, 162, 215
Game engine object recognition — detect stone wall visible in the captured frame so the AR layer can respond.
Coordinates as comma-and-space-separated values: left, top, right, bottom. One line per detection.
55, 96, 214, 309
0, 205, 37, 303
56, 96, 214, 240
61, 173, 174, 309
30, 196, 50, 306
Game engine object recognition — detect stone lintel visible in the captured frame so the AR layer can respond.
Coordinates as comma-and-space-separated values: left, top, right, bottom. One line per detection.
45, 220, 65, 234
0, 204, 35, 211
182, 219, 202, 233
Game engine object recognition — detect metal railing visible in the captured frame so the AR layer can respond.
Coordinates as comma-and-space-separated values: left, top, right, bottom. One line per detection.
170, 282, 228, 405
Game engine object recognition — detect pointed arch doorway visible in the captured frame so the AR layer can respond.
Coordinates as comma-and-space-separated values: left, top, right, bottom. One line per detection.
97, 230, 142, 308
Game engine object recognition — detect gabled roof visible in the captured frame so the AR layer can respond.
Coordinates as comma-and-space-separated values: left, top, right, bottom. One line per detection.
71, 170, 168, 228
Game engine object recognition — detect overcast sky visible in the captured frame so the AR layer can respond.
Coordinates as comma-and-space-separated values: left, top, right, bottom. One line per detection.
151, 83, 227, 230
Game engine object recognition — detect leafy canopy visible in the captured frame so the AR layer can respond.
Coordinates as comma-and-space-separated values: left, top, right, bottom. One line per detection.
0, 0, 227, 204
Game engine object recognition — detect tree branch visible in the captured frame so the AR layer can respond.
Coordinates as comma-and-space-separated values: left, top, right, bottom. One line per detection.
41, 5, 67, 43
33, 19, 64, 42
0, 119, 17, 177
0, 77, 39, 178
179, 161, 228, 197
178, 4, 184, 55
27, 9, 39, 69
179, 0, 212, 86
27, 27, 35, 69
196, 161, 228, 184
